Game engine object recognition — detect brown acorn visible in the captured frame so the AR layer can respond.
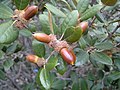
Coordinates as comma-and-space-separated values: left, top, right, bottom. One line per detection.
79, 22, 88, 33
32, 33, 51, 43
23, 6, 38, 20
60, 48, 76, 65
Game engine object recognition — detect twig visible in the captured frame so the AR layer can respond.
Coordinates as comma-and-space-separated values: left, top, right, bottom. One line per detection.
46, 50, 55, 62
89, 16, 96, 27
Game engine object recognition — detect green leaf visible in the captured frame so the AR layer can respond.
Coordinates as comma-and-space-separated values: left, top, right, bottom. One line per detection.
0, 3, 13, 19
32, 40, 45, 58
65, 26, 82, 43
104, 71, 120, 84
75, 49, 89, 66
79, 36, 87, 49
19, 29, 32, 37
90, 52, 112, 65
56, 58, 67, 75
96, 12, 105, 23
3, 59, 14, 71
0, 69, 6, 80
61, 10, 79, 33
80, 5, 103, 21
40, 68, 51, 90
77, 0, 89, 14
46, 56, 58, 71
14, 0, 30, 10
101, 0, 117, 6
39, 14, 51, 34
51, 79, 66, 90
45, 3, 66, 17
0, 50, 4, 58
94, 41, 113, 50
0, 20, 18, 44
79, 78, 88, 90
6, 43, 18, 55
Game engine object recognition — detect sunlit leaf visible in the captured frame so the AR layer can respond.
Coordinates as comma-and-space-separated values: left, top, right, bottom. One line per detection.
61, 10, 79, 33
40, 68, 51, 90
77, 0, 89, 14
0, 20, 18, 44
80, 5, 102, 21
45, 3, 66, 17
0, 3, 13, 19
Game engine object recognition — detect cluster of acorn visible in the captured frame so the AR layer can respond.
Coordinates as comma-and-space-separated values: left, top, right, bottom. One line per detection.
17, 5, 88, 66
13, 6, 38, 29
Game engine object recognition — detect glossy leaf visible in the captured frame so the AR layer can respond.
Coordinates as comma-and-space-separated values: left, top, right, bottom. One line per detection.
0, 3, 13, 19
0, 20, 18, 44
65, 26, 82, 43
75, 49, 89, 66
3, 59, 14, 71
61, 10, 79, 33
32, 40, 45, 58
39, 14, 51, 34
77, 0, 89, 14
90, 52, 112, 65
46, 56, 58, 71
94, 41, 113, 50
101, 0, 117, 6
80, 5, 102, 21
40, 68, 51, 90
45, 3, 66, 17
14, 0, 30, 10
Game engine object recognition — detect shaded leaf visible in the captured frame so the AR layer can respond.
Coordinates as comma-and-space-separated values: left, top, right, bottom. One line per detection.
40, 68, 51, 90
45, 3, 66, 17
51, 79, 66, 90
0, 70, 6, 80
56, 58, 67, 75
101, 0, 117, 6
46, 56, 58, 71
79, 78, 88, 90
80, 5, 102, 21
14, 0, 30, 10
94, 41, 113, 50
32, 40, 45, 58
61, 10, 79, 33
0, 3, 13, 19
77, 0, 89, 14
3, 59, 14, 71
19, 29, 32, 37
39, 14, 51, 34
90, 52, 112, 65
0, 20, 18, 44
75, 49, 89, 66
